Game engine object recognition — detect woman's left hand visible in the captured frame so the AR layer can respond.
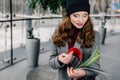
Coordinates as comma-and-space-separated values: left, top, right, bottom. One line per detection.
67, 67, 86, 79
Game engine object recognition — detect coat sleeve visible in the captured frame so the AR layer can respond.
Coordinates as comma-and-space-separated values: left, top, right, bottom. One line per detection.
84, 31, 101, 79
49, 30, 65, 69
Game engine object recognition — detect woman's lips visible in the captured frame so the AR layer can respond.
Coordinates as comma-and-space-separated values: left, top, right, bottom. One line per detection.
76, 23, 83, 26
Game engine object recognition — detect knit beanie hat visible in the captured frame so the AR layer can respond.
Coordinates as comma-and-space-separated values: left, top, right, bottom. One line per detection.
66, 0, 90, 16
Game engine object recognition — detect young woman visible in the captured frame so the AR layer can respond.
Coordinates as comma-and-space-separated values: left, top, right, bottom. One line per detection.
49, 0, 100, 80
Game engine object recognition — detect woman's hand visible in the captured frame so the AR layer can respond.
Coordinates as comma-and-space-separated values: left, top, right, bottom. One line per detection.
67, 67, 86, 79
58, 51, 73, 64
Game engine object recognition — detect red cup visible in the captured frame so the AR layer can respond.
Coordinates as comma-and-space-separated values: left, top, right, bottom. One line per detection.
68, 48, 82, 61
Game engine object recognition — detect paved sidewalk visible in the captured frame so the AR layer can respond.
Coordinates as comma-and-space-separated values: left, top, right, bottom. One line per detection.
100, 34, 120, 80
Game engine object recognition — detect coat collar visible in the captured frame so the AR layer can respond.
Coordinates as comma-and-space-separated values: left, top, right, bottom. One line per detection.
60, 41, 84, 53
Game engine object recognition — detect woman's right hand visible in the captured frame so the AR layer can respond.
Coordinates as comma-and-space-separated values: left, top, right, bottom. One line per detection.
58, 51, 73, 64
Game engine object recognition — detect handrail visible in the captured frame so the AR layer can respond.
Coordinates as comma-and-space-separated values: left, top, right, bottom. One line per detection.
1, 14, 120, 22
0, 16, 62, 22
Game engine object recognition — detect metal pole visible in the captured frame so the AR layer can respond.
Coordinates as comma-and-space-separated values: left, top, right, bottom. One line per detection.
9, 0, 13, 65
100, 0, 108, 44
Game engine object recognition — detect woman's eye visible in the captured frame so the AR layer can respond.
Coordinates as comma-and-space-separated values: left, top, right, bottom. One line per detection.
83, 14, 88, 17
73, 14, 79, 18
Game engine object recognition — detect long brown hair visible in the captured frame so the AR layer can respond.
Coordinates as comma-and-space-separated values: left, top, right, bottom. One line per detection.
52, 16, 95, 48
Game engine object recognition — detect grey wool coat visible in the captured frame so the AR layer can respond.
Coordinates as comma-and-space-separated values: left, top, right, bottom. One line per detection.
49, 31, 100, 80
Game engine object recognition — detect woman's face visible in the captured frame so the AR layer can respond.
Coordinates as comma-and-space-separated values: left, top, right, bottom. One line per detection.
70, 11, 88, 29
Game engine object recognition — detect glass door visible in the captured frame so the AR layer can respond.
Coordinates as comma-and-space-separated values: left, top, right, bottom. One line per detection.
0, 0, 11, 69
0, 0, 27, 69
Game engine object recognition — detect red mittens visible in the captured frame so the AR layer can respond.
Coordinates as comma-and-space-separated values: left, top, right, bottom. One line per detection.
67, 48, 82, 61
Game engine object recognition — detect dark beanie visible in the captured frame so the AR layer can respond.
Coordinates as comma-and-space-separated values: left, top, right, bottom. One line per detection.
66, 0, 90, 16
